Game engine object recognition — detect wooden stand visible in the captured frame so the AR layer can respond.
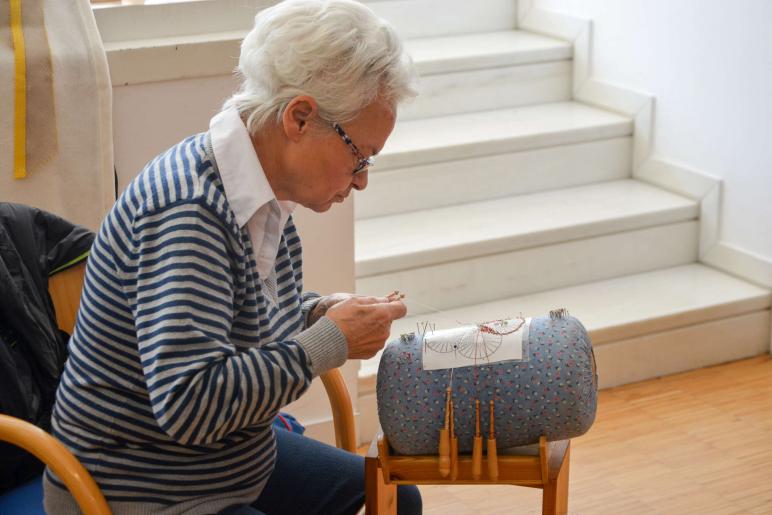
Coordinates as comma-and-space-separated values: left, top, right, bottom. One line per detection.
365, 432, 571, 515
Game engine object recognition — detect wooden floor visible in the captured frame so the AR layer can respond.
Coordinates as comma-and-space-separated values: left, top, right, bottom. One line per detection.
416, 356, 772, 514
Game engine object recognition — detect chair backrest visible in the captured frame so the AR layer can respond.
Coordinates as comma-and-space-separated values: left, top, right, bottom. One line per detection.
48, 261, 87, 335
0, 260, 110, 514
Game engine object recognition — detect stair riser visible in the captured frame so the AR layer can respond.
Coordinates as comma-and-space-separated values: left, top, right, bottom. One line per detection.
594, 310, 771, 389
368, 0, 517, 39
407, 35, 572, 76
401, 61, 572, 121
377, 120, 632, 171
95, 0, 517, 44
357, 138, 631, 220
358, 200, 697, 276
356, 221, 698, 314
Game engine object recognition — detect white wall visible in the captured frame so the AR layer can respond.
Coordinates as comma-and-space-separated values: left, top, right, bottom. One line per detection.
532, 0, 772, 261
113, 76, 357, 445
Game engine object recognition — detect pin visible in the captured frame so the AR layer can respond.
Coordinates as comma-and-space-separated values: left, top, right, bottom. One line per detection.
387, 290, 406, 302
549, 308, 569, 319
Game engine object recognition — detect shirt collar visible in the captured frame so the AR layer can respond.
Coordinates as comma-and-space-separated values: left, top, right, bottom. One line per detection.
209, 107, 295, 228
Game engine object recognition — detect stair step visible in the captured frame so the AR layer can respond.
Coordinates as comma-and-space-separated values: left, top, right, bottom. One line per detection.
356, 179, 698, 277
96, 0, 518, 44
356, 138, 631, 220
400, 30, 574, 120
399, 60, 573, 121
406, 30, 572, 75
360, 264, 772, 386
357, 221, 698, 314
369, 0, 518, 40
377, 101, 632, 171
391, 264, 771, 343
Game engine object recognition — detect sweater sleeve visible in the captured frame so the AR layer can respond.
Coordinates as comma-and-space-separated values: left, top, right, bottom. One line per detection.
122, 201, 345, 446
300, 292, 322, 329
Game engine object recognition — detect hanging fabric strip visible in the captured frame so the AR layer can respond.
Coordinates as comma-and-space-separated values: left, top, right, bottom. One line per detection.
0, 0, 109, 230
22, 0, 58, 176
10, 0, 26, 179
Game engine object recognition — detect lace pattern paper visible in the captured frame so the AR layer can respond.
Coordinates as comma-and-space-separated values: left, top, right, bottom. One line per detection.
422, 318, 530, 371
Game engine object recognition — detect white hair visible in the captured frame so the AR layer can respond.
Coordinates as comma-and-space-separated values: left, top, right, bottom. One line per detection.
223, 0, 418, 133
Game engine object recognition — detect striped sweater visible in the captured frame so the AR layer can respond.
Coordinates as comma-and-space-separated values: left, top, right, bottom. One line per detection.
43, 133, 348, 514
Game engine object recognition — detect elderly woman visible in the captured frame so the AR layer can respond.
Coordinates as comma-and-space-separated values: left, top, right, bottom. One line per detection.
43, 0, 420, 513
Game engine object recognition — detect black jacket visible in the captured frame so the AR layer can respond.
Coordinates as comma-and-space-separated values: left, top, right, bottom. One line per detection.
0, 203, 94, 493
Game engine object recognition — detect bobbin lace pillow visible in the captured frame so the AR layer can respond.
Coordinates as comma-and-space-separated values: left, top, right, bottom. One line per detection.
376, 314, 598, 455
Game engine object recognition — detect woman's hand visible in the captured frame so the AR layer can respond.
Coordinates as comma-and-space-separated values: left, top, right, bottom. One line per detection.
323, 293, 407, 359
308, 293, 358, 326
309, 291, 405, 325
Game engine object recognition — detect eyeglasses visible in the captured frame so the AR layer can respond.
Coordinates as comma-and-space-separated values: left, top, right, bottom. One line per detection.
331, 122, 374, 175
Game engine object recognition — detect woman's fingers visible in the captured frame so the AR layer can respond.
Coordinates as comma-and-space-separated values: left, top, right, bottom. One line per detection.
338, 295, 391, 306
386, 290, 406, 302
325, 294, 408, 359
366, 299, 407, 320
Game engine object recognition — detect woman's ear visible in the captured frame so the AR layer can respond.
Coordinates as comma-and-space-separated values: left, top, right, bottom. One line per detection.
283, 96, 319, 141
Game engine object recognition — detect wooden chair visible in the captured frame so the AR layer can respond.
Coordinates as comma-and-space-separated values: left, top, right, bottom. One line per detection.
0, 261, 358, 514
365, 431, 571, 514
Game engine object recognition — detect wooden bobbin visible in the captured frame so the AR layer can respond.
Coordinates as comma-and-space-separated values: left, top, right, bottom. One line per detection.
487, 399, 499, 481
472, 399, 483, 480
450, 396, 458, 481
438, 388, 451, 477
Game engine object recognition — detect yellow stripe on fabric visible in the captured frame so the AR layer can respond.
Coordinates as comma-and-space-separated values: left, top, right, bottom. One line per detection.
49, 251, 90, 276
10, 0, 27, 179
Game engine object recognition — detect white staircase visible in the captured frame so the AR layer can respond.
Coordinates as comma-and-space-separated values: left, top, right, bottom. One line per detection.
355, 0, 771, 431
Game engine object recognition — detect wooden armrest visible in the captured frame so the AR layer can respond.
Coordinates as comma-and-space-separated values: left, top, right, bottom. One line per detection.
0, 415, 111, 514
320, 368, 357, 452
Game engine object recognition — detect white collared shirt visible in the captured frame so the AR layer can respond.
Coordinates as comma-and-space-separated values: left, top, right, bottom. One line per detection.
210, 108, 296, 287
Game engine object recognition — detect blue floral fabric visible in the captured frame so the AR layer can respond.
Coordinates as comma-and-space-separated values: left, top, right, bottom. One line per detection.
376, 315, 597, 455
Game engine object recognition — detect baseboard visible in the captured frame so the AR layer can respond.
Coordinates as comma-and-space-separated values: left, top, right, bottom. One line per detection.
517, 6, 592, 96
575, 79, 654, 170
637, 157, 722, 258
703, 242, 772, 290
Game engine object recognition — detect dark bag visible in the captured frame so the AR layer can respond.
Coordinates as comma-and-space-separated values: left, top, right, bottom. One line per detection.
0, 203, 93, 493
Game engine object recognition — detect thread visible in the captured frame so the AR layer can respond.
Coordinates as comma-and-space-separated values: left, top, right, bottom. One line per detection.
403, 297, 466, 326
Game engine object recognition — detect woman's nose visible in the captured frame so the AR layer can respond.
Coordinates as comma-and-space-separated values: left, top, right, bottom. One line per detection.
352, 169, 368, 191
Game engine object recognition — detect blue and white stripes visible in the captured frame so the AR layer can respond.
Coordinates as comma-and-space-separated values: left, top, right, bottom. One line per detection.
44, 133, 348, 514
